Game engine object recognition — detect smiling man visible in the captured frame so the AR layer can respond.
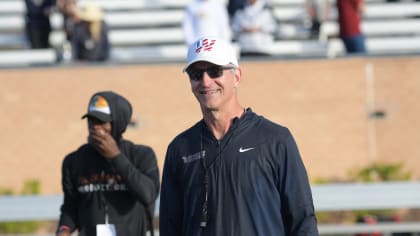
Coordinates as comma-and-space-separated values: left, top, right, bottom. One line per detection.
159, 37, 319, 236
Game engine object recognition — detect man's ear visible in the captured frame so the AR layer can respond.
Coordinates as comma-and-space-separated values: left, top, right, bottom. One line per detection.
233, 67, 242, 88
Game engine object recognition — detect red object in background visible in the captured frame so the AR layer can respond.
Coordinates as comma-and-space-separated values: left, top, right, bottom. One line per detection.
355, 215, 382, 236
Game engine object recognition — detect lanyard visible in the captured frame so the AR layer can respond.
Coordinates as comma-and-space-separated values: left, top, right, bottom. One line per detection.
100, 171, 110, 225
198, 115, 243, 228
200, 131, 209, 228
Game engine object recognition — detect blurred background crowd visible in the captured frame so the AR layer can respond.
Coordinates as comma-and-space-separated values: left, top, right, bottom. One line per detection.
0, 0, 416, 67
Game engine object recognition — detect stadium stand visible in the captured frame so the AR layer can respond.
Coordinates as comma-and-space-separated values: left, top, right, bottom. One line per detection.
0, 0, 420, 67
1, 181, 420, 235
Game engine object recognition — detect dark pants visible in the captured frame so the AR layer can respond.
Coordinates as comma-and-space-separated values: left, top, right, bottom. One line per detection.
25, 21, 51, 49
342, 34, 367, 54
310, 19, 321, 39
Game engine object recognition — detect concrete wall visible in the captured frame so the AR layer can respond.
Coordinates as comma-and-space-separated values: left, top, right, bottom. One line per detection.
1, 56, 419, 194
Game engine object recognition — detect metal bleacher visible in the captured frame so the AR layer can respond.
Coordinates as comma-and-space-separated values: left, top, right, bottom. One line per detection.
0, 0, 420, 67
2, 181, 420, 235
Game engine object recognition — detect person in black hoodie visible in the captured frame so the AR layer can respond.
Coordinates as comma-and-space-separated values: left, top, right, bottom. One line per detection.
56, 91, 160, 236
24, 0, 56, 49
159, 37, 318, 236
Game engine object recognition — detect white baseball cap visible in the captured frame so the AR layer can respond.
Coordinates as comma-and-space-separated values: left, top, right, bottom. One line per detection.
183, 37, 239, 71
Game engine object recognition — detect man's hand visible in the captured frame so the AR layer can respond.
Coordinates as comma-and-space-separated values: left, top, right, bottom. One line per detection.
56, 225, 71, 236
56, 230, 71, 236
89, 129, 121, 160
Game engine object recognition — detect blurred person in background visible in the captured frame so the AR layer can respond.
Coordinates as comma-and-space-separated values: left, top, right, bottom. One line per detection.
336, 0, 367, 54
182, 0, 232, 46
71, 3, 111, 61
57, 0, 78, 40
227, 0, 246, 19
387, 0, 420, 1
24, 0, 56, 49
56, 91, 160, 236
231, 0, 277, 56
305, 0, 329, 39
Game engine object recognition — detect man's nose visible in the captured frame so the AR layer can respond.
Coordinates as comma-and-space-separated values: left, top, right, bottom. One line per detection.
200, 72, 214, 85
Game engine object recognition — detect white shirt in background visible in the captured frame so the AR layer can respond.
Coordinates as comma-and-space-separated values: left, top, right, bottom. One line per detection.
182, 0, 232, 46
231, 0, 276, 54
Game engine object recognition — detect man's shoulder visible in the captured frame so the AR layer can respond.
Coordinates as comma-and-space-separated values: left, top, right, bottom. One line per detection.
251, 114, 292, 140
121, 139, 155, 156
65, 144, 90, 157
170, 121, 202, 145
62, 144, 92, 165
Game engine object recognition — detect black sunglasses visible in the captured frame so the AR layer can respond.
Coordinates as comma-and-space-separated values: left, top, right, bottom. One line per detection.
186, 66, 235, 81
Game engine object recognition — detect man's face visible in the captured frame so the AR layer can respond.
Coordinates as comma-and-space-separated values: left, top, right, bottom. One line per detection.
87, 117, 112, 143
187, 61, 240, 111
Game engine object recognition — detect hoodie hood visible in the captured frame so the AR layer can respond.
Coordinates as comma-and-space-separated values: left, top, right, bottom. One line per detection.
82, 91, 132, 142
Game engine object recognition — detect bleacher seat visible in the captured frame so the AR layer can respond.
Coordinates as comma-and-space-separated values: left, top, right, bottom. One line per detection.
0, 49, 56, 67
0, 0, 420, 67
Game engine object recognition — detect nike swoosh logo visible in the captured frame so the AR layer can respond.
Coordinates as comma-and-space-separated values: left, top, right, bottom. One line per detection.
239, 147, 255, 153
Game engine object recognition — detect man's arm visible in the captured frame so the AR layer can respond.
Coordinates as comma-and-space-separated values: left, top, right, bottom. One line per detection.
88, 128, 160, 205
279, 132, 318, 235
159, 145, 183, 236
356, 0, 365, 14
110, 145, 160, 206
56, 155, 78, 236
322, 0, 330, 21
